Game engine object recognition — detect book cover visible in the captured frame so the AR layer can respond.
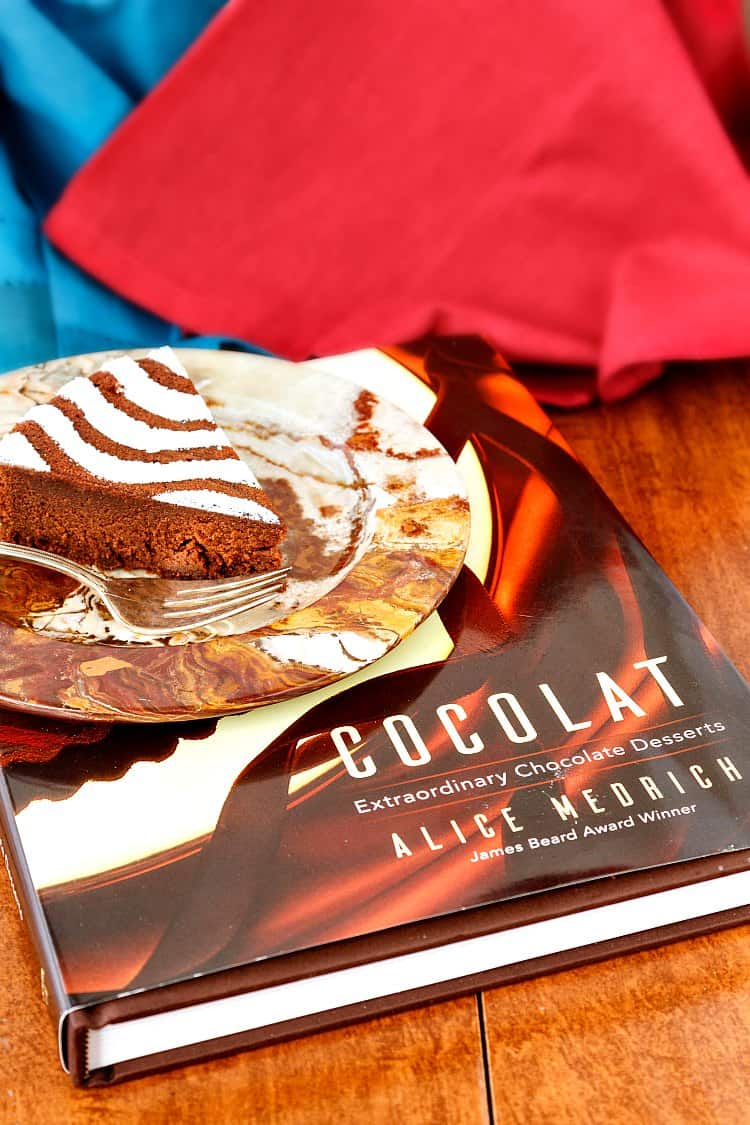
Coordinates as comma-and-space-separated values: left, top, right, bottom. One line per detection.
1, 336, 750, 1086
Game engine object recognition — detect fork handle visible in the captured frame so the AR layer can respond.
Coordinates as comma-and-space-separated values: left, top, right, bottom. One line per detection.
0, 541, 101, 589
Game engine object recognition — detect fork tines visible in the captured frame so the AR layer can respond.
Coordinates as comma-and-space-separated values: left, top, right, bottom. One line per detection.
162, 565, 291, 613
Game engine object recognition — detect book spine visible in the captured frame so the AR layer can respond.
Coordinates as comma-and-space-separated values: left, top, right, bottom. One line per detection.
0, 770, 73, 1073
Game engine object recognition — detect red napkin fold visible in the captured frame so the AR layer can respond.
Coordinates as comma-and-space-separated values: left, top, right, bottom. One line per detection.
46, 0, 750, 402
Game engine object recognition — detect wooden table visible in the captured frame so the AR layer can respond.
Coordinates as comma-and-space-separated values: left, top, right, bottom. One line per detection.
2, 361, 749, 1124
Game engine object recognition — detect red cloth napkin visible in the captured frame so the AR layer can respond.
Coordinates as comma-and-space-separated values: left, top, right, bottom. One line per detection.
45, 0, 750, 402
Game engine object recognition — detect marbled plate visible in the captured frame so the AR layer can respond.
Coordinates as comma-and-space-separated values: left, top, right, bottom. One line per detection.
0, 349, 470, 721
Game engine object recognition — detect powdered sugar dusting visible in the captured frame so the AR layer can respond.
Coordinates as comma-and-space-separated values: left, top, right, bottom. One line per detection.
146, 346, 189, 377
0, 431, 50, 473
57, 377, 228, 454
154, 489, 279, 522
20, 403, 259, 486
100, 356, 212, 423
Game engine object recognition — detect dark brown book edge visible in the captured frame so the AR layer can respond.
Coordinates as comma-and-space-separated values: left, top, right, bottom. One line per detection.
0, 770, 73, 1072
68, 848, 750, 1087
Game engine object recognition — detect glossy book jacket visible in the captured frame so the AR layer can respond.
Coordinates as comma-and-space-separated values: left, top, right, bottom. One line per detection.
1, 337, 750, 1086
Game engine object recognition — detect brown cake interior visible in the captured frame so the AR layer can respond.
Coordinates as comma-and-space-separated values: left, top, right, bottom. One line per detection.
0, 468, 283, 579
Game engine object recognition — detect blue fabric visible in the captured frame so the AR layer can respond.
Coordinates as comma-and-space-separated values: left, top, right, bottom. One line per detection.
0, 0, 265, 374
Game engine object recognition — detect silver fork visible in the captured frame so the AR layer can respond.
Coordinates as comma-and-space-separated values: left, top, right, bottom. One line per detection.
0, 541, 290, 637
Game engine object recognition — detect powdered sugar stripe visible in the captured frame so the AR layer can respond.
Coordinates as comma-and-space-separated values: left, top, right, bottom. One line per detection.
100, 356, 212, 423
22, 404, 260, 487
0, 431, 51, 473
146, 346, 189, 377
58, 378, 229, 454
154, 489, 280, 523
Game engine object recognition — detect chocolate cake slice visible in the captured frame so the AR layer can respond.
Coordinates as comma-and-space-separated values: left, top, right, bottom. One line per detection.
0, 348, 285, 579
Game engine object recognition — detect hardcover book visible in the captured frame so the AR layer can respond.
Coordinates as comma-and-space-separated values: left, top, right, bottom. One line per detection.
1, 337, 750, 1086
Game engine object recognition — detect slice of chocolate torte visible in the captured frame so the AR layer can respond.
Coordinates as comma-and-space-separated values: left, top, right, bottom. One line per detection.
0, 348, 285, 579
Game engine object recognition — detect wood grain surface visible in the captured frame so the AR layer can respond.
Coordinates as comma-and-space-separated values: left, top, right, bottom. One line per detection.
1, 360, 748, 1124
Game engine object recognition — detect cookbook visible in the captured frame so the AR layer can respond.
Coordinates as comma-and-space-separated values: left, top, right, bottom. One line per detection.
1, 336, 749, 1086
